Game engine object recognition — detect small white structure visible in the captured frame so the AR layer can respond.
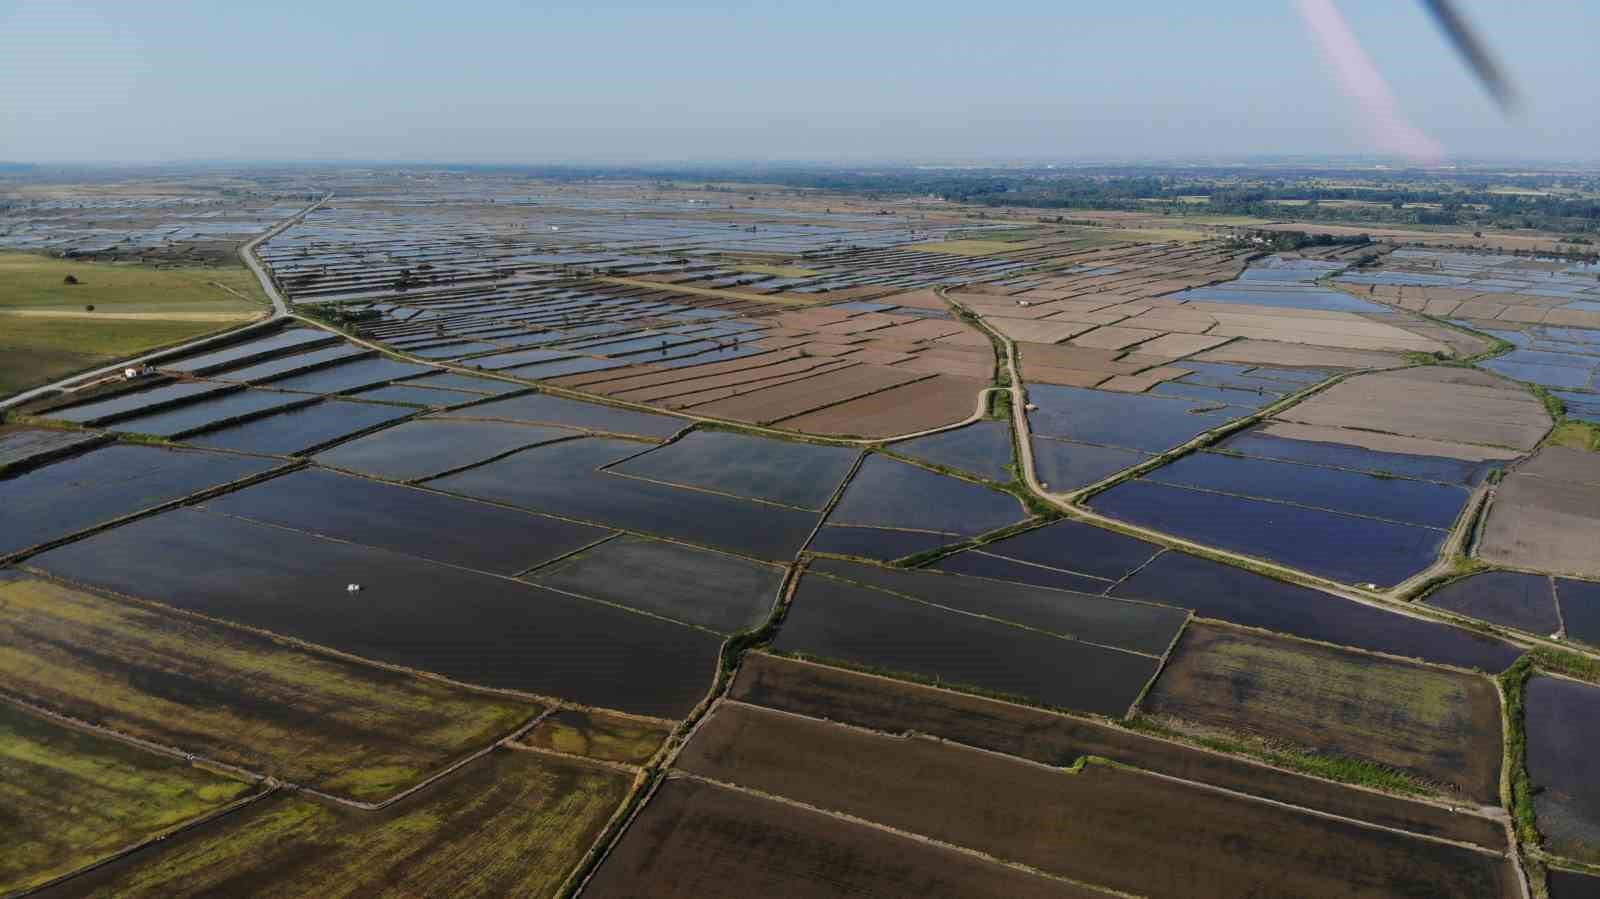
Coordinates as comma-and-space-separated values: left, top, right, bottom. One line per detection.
346, 583, 362, 594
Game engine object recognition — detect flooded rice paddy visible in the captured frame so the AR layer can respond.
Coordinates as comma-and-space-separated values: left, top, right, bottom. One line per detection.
1090, 478, 1447, 587
1423, 571, 1564, 637
29, 507, 721, 717
825, 454, 1026, 536
610, 429, 857, 509
0, 444, 278, 557
1114, 552, 1520, 671
7, 186, 1583, 896
314, 418, 579, 481
1525, 676, 1600, 860
776, 570, 1163, 716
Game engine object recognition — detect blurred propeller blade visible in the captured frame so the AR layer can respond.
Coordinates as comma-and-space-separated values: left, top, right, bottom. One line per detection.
1419, 0, 1518, 110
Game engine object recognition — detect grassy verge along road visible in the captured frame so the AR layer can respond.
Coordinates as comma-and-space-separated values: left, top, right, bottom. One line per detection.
0, 252, 268, 396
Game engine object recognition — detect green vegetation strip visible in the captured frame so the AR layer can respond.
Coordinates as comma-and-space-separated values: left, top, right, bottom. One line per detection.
1501, 649, 1600, 856
0, 252, 270, 396
0, 702, 255, 896
518, 710, 671, 766
0, 252, 269, 312
52, 749, 629, 899
1123, 716, 1435, 798
0, 574, 537, 802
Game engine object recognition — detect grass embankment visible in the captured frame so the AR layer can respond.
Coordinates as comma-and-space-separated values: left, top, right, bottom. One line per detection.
1547, 421, 1600, 453
518, 709, 670, 765
0, 574, 536, 802
1528, 385, 1600, 451
54, 749, 628, 899
0, 702, 254, 896
1501, 649, 1600, 854
0, 252, 268, 396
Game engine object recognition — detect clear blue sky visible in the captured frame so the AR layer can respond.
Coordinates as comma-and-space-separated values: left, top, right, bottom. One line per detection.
1, 0, 1593, 164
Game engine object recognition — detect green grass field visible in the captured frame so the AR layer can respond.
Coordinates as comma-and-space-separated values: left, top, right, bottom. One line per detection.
520, 710, 670, 765
0, 252, 269, 312
0, 317, 235, 395
0, 252, 268, 397
1548, 421, 1600, 453
0, 702, 255, 895
58, 749, 629, 898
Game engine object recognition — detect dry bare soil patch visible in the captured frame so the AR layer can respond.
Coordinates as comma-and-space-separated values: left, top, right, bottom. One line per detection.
1478, 446, 1600, 578
586, 776, 1105, 898
1144, 622, 1503, 802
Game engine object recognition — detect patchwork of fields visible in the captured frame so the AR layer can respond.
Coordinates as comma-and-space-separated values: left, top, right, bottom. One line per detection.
3, 177, 1599, 897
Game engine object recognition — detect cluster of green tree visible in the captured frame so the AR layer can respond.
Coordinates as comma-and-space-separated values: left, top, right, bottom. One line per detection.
1230, 230, 1373, 252
456, 162, 1600, 234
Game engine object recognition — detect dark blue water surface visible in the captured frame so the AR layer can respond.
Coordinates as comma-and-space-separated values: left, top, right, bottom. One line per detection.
807, 525, 961, 561
1217, 429, 1497, 486
1424, 571, 1561, 637
891, 421, 1014, 482
1145, 452, 1470, 529
1112, 552, 1520, 671
1558, 578, 1600, 649
1090, 479, 1446, 587
968, 518, 1161, 581
1031, 438, 1149, 491
828, 455, 1026, 536
1027, 385, 1249, 454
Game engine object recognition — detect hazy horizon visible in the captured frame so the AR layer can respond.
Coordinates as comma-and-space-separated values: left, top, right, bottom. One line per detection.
3, 0, 1595, 165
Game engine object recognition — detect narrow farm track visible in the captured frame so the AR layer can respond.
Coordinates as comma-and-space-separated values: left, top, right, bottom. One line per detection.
9, 193, 1596, 899
718, 696, 1514, 857
0, 195, 327, 412
300, 312, 1006, 448
933, 286, 1600, 673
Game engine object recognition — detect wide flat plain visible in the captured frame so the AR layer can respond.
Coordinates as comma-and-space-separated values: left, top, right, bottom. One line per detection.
0, 252, 268, 395
10, 179, 1600, 899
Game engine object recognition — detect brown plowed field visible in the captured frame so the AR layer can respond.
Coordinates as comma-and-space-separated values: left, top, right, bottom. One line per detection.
676, 703, 1517, 899
776, 374, 986, 437
690, 365, 928, 424
584, 777, 1107, 898
730, 653, 1505, 849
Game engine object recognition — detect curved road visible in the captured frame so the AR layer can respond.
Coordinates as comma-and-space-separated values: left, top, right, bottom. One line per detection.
0, 194, 327, 411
